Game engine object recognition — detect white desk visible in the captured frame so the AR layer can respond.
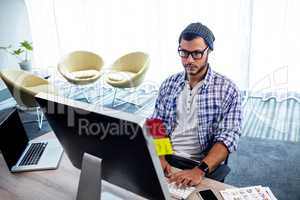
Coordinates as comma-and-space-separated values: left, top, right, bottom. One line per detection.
0, 132, 234, 200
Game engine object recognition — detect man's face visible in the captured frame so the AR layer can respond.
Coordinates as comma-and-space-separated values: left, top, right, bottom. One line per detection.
178, 37, 209, 77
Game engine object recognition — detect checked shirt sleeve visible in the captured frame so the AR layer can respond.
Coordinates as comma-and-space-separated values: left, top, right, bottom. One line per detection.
151, 84, 167, 121
151, 77, 172, 123
150, 77, 176, 136
214, 85, 242, 153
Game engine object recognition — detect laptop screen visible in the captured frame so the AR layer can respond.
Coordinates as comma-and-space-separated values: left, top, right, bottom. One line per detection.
0, 108, 29, 169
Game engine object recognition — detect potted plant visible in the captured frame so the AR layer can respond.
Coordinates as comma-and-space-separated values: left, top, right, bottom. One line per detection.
0, 40, 33, 71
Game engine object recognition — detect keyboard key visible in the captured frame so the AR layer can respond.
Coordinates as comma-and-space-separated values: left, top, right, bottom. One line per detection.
168, 181, 195, 199
19, 142, 48, 166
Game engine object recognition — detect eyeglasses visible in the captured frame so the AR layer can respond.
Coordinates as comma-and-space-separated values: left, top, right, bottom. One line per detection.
178, 46, 209, 59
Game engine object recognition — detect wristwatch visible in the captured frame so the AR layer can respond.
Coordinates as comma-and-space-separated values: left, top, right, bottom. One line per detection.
197, 161, 209, 175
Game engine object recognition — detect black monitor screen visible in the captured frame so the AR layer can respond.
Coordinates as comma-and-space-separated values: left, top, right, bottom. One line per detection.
36, 95, 165, 199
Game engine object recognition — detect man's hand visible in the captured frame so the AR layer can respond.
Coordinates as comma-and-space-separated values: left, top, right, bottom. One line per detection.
168, 167, 204, 187
159, 156, 172, 177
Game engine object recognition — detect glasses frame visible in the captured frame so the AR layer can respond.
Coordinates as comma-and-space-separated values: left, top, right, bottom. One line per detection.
178, 46, 209, 60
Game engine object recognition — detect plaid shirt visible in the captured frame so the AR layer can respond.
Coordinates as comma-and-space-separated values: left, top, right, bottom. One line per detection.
152, 66, 242, 153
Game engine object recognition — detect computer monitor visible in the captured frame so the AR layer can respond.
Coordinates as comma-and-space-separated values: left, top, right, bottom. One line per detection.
35, 93, 170, 200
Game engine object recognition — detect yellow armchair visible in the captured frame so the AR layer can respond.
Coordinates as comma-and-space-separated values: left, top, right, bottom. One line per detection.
58, 51, 104, 85
106, 52, 149, 88
0, 69, 57, 129
105, 51, 150, 107
58, 51, 104, 102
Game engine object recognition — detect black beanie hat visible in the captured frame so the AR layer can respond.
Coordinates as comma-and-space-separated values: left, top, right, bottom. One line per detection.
179, 22, 215, 50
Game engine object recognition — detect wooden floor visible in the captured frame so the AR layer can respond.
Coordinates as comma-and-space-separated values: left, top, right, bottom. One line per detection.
0, 153, 80, 200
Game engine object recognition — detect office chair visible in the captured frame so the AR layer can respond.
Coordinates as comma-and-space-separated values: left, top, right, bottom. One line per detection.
105, 51, 150, 107
58, 51, 104, 102
0, 69, 57, 129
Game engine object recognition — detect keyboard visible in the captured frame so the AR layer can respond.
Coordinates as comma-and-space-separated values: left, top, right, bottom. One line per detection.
19, 142, 48, 166
168, 181, 196, 199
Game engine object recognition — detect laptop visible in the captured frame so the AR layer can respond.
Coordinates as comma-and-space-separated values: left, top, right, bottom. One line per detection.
0, 108, 63, 172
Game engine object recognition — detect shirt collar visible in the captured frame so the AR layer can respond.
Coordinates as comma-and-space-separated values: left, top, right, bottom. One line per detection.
178, 64, 214, 89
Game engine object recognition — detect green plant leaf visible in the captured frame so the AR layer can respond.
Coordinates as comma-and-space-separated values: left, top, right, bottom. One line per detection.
13, 48, 24, 55
20, 40, 33, 51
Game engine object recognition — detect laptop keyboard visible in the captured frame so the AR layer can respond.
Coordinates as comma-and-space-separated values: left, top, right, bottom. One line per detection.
19, 142, 48, 166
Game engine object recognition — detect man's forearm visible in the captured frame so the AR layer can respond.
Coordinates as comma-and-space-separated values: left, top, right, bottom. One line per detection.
202, 142, 229, 173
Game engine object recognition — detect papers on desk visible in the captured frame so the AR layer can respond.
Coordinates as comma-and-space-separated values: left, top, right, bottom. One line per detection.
220, 185, 278, 200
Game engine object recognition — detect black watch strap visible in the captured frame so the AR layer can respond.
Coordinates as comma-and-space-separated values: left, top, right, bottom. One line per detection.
197, 161, 209, 175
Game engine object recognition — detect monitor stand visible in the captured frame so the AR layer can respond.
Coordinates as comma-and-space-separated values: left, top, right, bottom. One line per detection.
76, 153, 147, 200
76, 153, 102, 200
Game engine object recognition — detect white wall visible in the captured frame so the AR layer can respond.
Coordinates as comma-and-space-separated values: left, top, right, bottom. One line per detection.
0, 0, 32, 69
